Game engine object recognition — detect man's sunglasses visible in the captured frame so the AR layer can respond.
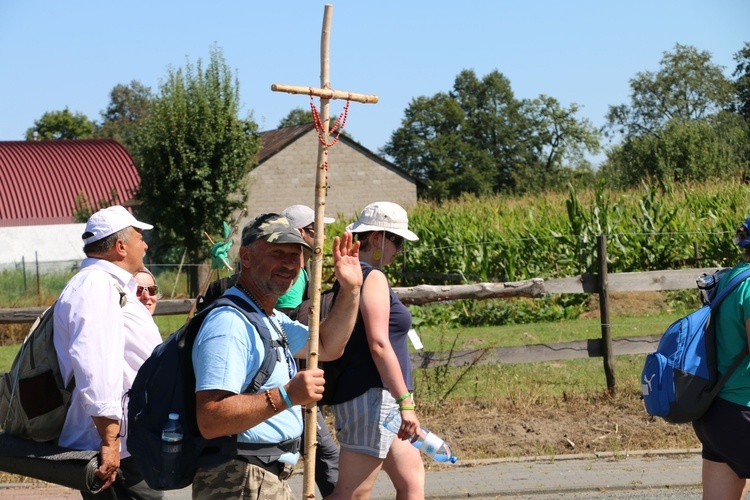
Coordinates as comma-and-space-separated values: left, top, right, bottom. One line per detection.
137, 285, 159, 297
386, 233, 404, 249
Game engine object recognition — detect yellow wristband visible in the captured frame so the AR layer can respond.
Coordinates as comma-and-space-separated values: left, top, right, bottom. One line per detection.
398, 405, 415, 411
396, 392, 411, 404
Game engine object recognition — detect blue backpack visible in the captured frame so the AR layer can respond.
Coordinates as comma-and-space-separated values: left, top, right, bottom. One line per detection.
126, 294, 280, 490
641, 268, 750, 423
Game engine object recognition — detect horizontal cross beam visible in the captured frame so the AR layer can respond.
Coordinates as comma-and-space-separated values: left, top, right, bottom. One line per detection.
271, 83, 378, 104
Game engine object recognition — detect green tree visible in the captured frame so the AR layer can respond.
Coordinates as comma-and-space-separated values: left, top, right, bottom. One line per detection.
602, 44, 748, 186
605, 44, 734, 139
25, 108, 95, 140
516, 96, 600, 192
383, 70, 599, 199
731, 42, 750, 121
133, 45, 261, 294
278, 108, 313, 127
383, 70, 521, 199
72, 189, 121, 222
601, 113, 750, 186
95, 80, 153, 151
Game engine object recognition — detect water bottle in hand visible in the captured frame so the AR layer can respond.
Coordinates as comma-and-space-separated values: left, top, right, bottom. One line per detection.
383, 408, 458, 464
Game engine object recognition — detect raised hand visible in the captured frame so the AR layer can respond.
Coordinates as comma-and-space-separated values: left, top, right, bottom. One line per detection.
332, 232, 362, 292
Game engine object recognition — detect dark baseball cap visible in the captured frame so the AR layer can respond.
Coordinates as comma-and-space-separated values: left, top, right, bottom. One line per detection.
241, 213, 313, 251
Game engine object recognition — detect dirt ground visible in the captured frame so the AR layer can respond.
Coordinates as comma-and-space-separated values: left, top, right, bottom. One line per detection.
418, 393, 699, 464
419, 291, 699, 463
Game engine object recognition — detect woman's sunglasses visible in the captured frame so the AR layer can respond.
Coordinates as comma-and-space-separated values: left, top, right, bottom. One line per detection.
137, 285, 159, 297
386, 233, 404, 249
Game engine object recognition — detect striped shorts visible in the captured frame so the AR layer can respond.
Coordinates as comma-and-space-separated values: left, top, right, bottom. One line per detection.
331, 387, 397, 459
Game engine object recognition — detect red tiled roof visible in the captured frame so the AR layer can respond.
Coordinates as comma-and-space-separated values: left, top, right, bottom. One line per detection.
0, 139, 140, 227
257, 123, 315, 164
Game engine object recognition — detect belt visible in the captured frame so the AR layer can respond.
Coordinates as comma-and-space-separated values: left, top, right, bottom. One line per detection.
236, 437, 301, 456
238, 455, 294, 480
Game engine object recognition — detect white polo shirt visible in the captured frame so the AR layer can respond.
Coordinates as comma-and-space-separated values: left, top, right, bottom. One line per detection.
53, 258, 162, 457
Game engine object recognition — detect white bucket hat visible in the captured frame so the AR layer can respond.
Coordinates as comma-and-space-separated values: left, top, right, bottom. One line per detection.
82, 205, 153, 245
345, 202, 418, 241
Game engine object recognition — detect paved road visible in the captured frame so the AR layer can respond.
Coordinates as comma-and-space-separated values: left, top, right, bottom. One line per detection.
0, 450, 705, 499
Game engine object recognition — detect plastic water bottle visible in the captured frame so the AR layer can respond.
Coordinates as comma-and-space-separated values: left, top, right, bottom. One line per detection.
160, 413, 183, 486
383, 408, 458, 464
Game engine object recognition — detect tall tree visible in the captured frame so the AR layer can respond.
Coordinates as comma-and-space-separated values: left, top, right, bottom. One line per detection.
25, 108, 95, 140
605, 44, 735, 139
133, 45, 261, 294
602, 44, 748, 186
732, 42, 750, 121
383, 70, 521, 199
383, 69, 598, 199
278, 107, 313, 127
96, 80, 153, 151
517, 96, 600, 191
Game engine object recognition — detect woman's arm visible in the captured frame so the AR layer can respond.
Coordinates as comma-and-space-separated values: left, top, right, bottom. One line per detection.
360, 270, 419, 439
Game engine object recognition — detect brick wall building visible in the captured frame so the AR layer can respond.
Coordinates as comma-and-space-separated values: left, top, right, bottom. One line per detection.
243, 123, 418, 226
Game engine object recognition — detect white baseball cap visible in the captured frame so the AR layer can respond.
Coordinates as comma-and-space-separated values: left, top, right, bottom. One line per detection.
280, 205, 335, 229
82, 205, 153, 245
345, 202, 418, 241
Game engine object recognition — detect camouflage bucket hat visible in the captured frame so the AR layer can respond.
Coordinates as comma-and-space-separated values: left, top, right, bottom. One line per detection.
241, 213, 313, 250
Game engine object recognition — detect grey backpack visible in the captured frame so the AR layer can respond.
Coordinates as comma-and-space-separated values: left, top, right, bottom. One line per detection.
0, 282, 126, 442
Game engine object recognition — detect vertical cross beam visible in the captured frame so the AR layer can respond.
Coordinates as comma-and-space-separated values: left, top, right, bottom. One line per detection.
271, 4, 377, 498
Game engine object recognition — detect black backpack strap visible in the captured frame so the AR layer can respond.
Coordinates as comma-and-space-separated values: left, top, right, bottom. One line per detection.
196, 274, 240, 313
209, 295, 281, 394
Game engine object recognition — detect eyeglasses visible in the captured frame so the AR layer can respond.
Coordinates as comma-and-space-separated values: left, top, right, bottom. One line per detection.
386, 233, 404, 250
303, 225, 315, 236
136, 285, 159, 297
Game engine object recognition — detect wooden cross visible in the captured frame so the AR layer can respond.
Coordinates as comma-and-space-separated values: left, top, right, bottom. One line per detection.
271, 4, 377, 498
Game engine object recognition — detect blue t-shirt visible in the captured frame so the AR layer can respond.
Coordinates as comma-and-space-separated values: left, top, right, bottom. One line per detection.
192, 288, 308, 462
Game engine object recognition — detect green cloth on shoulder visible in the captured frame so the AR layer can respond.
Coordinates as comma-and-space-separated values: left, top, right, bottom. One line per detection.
276, 268, 309, 310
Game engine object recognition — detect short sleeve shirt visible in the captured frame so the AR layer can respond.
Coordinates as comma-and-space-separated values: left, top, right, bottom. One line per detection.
192, 288, 309, 448
716, 262, 750, 407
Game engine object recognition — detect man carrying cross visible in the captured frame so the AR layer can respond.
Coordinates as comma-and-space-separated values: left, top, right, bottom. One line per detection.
191, 214, 361, 499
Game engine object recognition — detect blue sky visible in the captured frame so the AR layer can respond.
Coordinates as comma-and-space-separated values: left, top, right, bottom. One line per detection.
1, 1, 747, 168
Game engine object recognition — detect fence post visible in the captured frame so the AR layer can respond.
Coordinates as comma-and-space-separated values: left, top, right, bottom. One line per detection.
597, 235, 616, 395
693, 242, 701, 268
35, 251, 41, 302
22, 256, 27, 294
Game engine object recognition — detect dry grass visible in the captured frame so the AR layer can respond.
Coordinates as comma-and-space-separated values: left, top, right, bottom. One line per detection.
416, 391, 699, 463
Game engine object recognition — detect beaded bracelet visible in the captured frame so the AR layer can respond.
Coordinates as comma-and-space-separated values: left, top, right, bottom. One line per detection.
265, 390, 278, 412
278, 385, 294, 409
396, 392, 411, 404
398, 405, 416, 411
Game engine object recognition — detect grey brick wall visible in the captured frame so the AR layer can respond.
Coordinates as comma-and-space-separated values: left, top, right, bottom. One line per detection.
241, 129, 417, 227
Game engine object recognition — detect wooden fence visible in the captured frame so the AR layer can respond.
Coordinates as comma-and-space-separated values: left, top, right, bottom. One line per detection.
0, 236, 722, 393
0, 268, 715, 360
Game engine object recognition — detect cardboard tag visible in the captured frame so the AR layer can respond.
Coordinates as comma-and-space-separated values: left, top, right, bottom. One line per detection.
408, 328, 423, 350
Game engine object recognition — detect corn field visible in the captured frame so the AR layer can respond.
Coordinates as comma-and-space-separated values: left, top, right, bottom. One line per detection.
398, 180, 750, 285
